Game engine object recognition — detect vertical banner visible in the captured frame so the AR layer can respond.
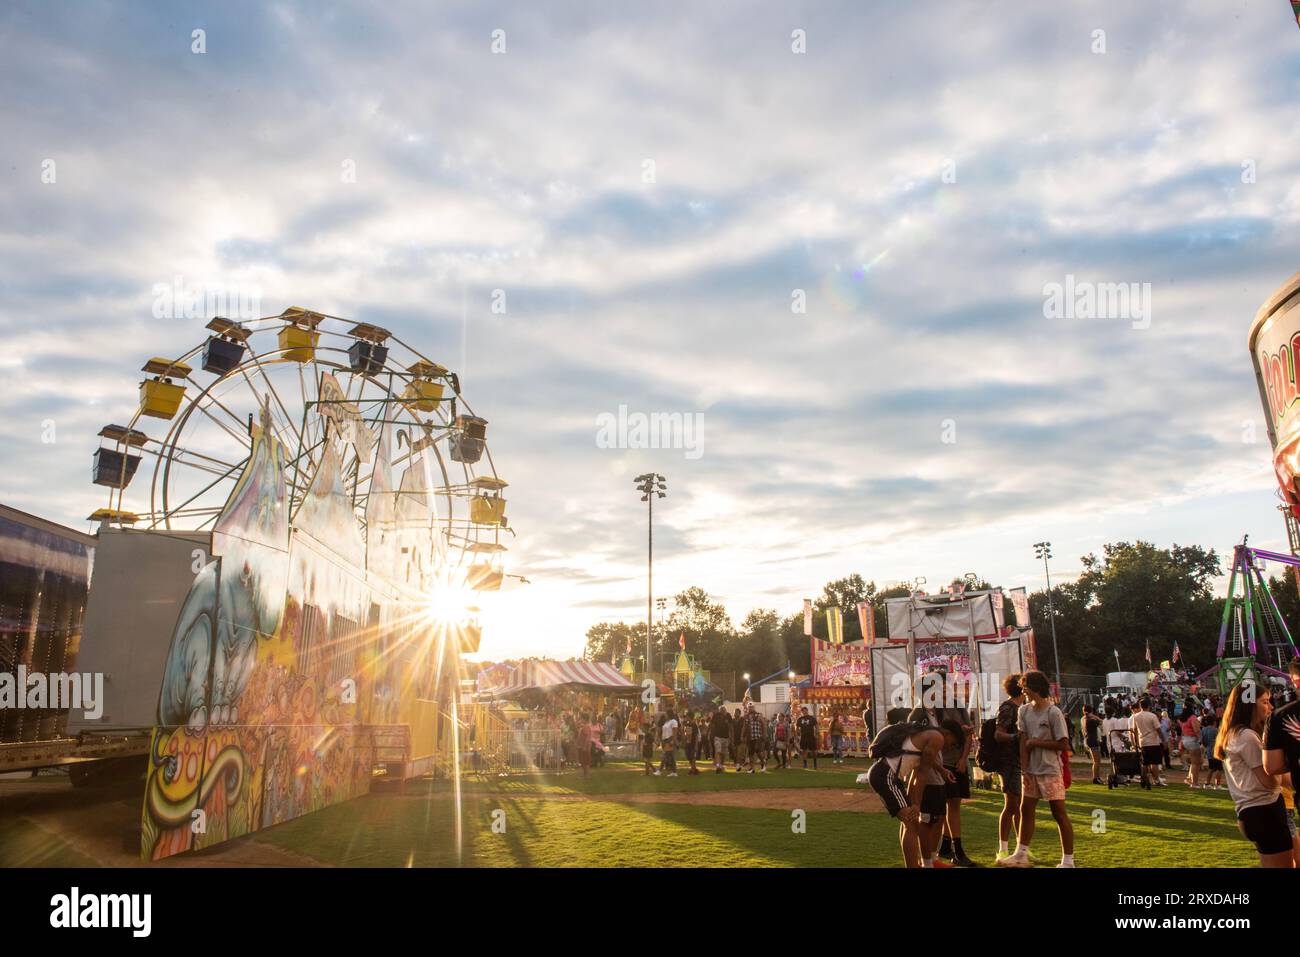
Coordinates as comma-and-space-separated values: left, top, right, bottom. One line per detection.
826, 605, 843, 644
857, 600, 874, 643
869, 643, 911, 734
974, 636, 1025, 719
1009, 586, 1030, 628
803, 598, 813, 636
991, 590, 1005, 631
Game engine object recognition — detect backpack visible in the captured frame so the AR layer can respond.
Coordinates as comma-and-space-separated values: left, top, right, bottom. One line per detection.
975, 717, 1003, 773
867, 721, 929, 760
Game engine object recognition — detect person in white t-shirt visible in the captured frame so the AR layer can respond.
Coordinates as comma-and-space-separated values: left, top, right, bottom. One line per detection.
654, 711, 679, 777
1102, 705, 1132, 754
1131, 697, 1167, 787
1215, 682, 1297, 867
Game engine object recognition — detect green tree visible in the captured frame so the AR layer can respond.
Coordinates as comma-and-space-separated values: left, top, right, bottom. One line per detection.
582, 621, 642, 665
1048, 541, 1222, 678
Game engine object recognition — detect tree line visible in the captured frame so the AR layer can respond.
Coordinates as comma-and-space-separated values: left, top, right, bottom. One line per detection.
583, 541, 1296, 684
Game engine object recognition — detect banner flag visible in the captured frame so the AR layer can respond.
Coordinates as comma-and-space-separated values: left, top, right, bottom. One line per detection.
1009, 587, 1030, 629
678, 632, 686, 651
857, 601, 874, 643
826, 606, 843, 644
803, 599, 813, 636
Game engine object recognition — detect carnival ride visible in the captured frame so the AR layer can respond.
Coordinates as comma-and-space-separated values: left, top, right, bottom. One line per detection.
73, 307, 514, 859
1199, 539, 1299, 695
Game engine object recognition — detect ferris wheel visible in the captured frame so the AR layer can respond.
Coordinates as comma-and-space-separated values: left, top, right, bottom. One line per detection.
89, 307, 509, 598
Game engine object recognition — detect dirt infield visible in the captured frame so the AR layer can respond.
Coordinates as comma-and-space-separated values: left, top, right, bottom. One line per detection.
510, 787, 885, 813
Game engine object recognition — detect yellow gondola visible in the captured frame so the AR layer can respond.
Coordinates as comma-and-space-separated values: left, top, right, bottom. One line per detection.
138, 358, 191, 419
278, 307, 324, 362
402, 360, 447, 411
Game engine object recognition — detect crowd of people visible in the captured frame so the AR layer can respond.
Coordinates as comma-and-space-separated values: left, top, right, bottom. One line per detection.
642, 702, 834, 776
865, 669, 1074, 868
863, 662, 1300, 869
496, 661, 1300, 869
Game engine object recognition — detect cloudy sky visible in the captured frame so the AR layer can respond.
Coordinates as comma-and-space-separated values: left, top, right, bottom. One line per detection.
4, 1, 1300, 661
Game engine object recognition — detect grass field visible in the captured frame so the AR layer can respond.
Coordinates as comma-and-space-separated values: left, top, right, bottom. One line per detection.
0, 757, 1263, 867
243, 758, 1259, 868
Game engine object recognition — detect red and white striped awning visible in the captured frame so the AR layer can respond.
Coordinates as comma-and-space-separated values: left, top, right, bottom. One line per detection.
476, 659, 641, 699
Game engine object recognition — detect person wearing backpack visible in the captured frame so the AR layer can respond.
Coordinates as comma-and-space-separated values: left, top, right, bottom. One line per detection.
908, 673, 977, 867
864, 717, 965, 867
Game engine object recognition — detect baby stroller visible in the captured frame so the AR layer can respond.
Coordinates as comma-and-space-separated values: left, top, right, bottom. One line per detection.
1106, 748, 1148, 790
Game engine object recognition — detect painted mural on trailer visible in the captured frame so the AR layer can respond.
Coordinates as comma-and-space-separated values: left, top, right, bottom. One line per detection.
141, 395, 454, 860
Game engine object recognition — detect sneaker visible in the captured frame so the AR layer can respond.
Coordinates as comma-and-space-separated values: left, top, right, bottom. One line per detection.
950, 853, 980, 868
995, 852, 1031, 868
1157, 777, 1168, 787
1091, 778, 1103, 786
1056, 860, 1076, 868
930, 859, 953, 868
653, 770, 662, 776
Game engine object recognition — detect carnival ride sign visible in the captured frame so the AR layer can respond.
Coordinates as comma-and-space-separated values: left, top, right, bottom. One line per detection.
810, 637, 871, 687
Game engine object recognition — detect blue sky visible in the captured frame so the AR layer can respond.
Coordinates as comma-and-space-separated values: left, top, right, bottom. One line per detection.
3, 1, 1300, 659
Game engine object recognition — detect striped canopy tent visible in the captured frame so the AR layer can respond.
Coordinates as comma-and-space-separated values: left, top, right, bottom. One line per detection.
476, 658, 642, 700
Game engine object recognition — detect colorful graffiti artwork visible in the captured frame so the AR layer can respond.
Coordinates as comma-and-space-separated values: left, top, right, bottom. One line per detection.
141, 400, 454, 860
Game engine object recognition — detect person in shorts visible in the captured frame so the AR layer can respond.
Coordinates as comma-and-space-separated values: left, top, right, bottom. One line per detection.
1217, 681, 1297, 866
1131, 696, 1166, 787
908, 672, 977, 866
1264, 658, 1300, 820
1201, 712, 1225, 788
708, 705, 731, 774
1179, 707, 1203, 788
999, 671, 1075, 868
796, 706, 819, 769
1082, 704, 1103, 785
865, 720, 964, 868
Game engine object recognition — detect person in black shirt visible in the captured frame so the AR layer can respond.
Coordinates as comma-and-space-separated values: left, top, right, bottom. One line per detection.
1264, 659, 1300, 822
708, 706, 731, 773
993, 674, 1026, 864
641, 716, 658, 776
795, 706, 819, 769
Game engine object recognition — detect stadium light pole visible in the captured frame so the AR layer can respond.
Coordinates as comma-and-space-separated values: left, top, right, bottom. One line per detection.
1034, 541, 1063, 695
636, 473, 666, 706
